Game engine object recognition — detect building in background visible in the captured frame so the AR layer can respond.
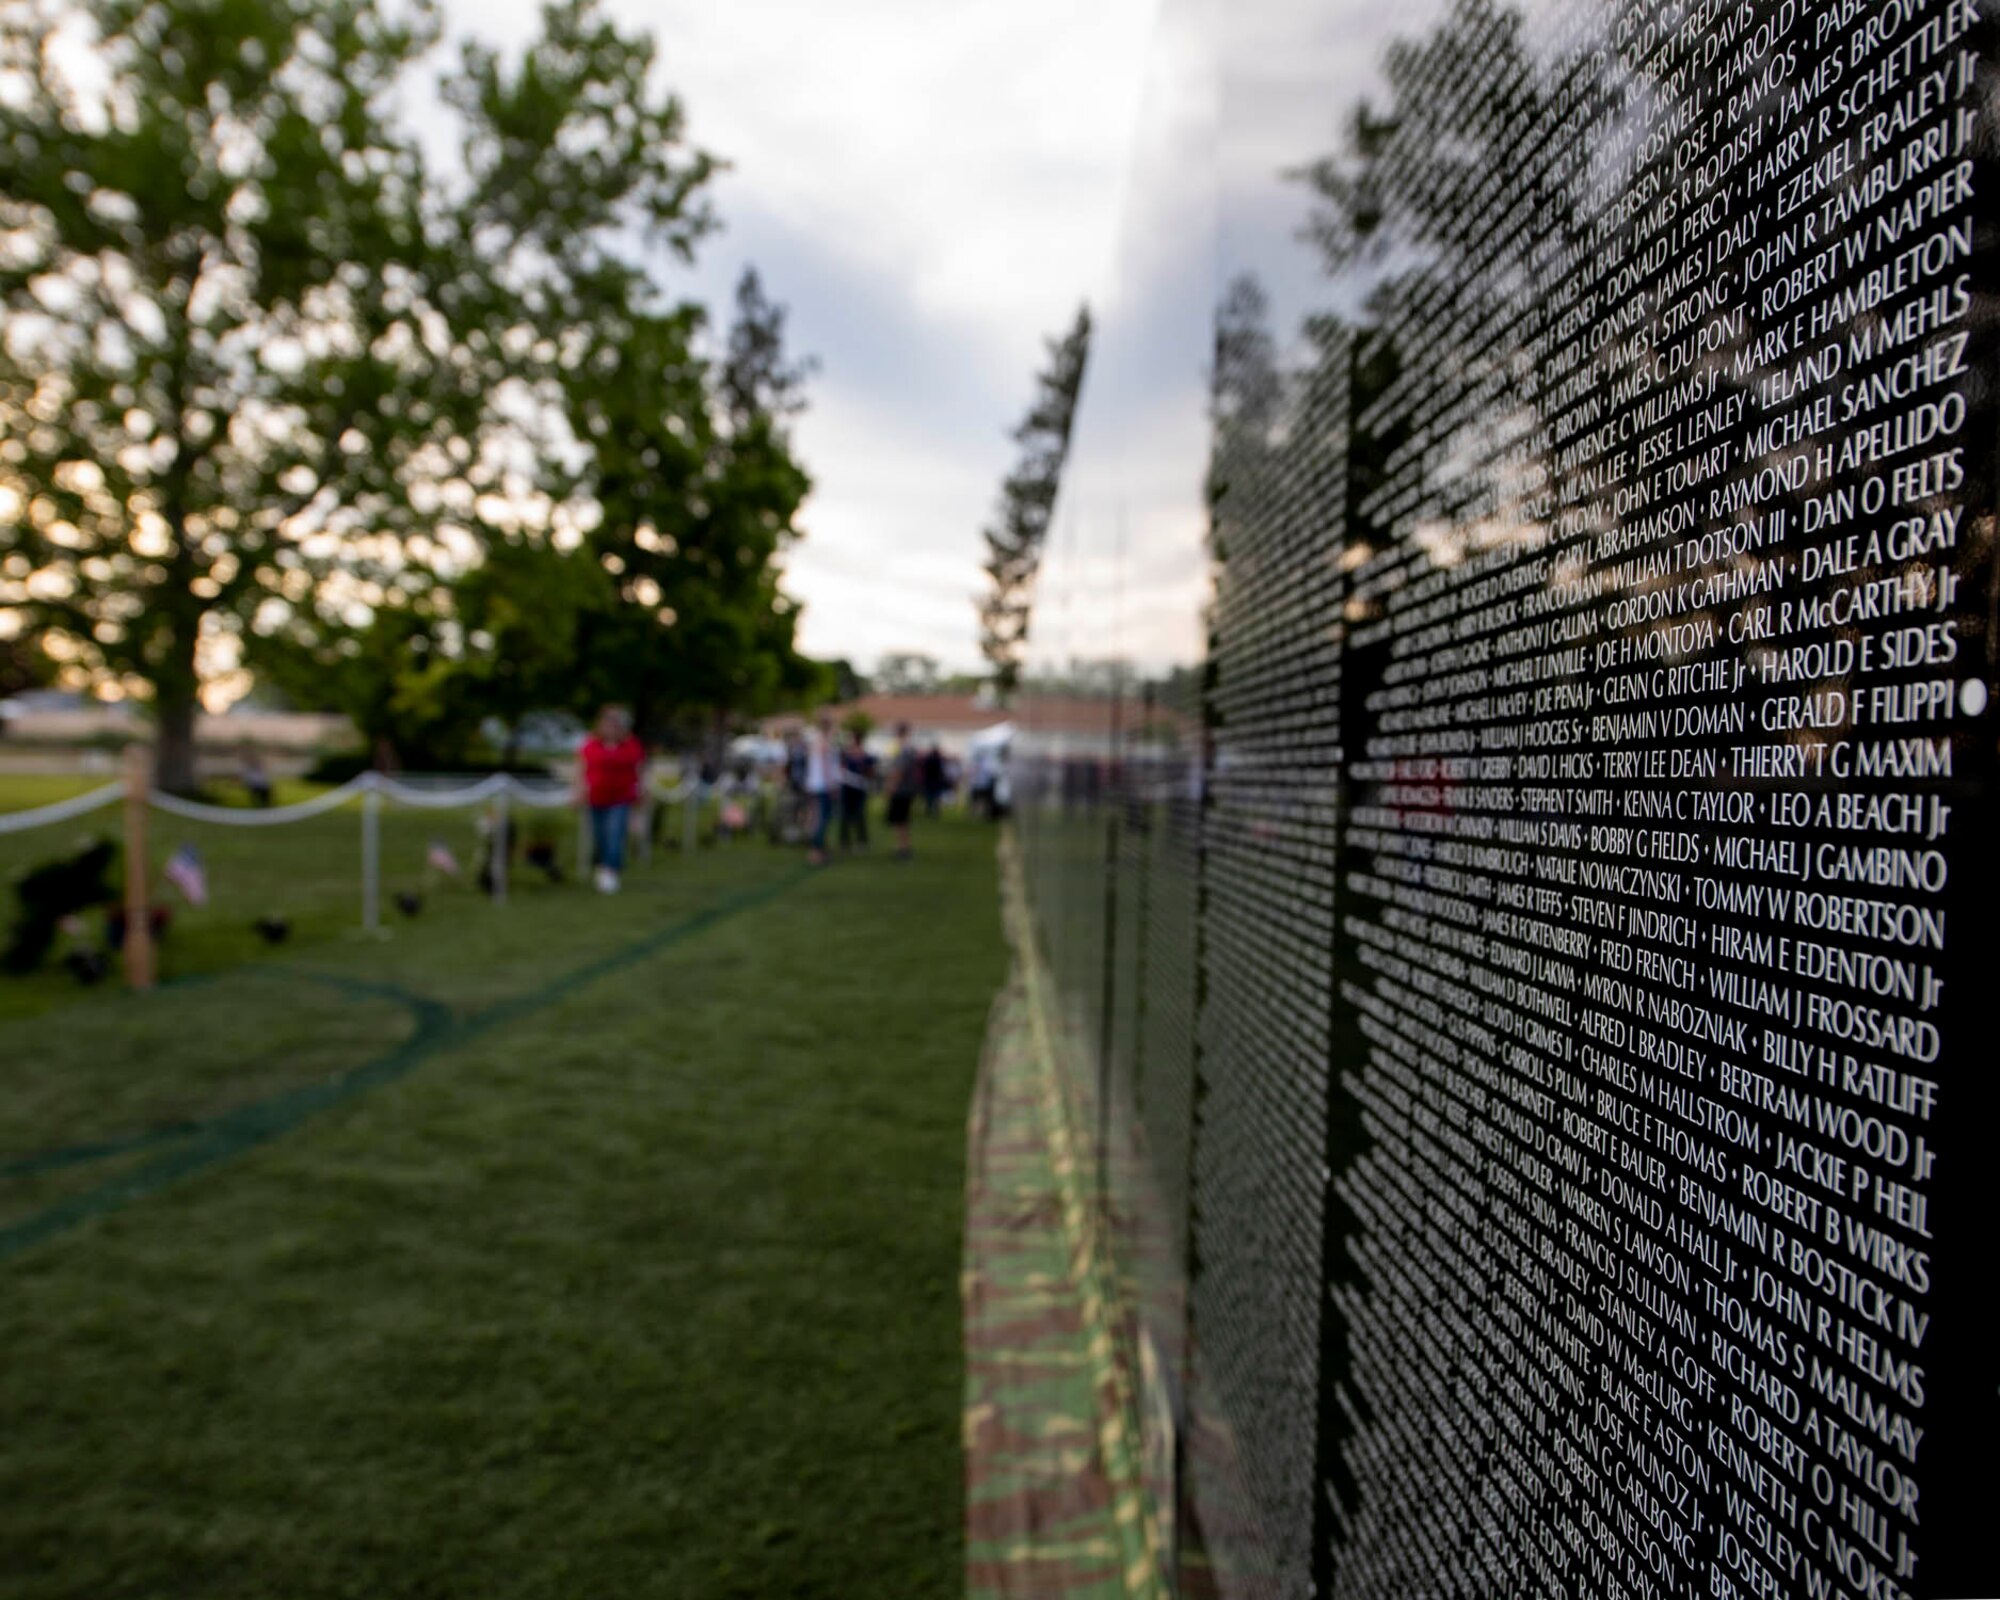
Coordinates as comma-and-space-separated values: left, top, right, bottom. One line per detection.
762, 694, 1008, 761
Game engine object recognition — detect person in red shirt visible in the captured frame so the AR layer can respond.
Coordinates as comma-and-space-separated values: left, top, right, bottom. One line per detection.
574, 705, 646, 892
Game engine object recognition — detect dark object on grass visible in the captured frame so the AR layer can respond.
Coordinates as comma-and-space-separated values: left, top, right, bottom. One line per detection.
105, 903, 170, 951
523, 836, 564, 883
5, 837, 117, 973
394, 891, 423, 918
61, 946, 111, 985
253, 915, 291, 945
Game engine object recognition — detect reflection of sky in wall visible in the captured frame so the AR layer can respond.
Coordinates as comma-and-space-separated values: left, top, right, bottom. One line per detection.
1033, 0, 1217, 682
1040, 0, 1459, 681
1218, 0, 1412, 348
422, 0, 1160, 671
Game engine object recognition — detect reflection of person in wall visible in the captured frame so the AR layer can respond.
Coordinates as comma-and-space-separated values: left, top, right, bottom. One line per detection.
575, 706, 645, 894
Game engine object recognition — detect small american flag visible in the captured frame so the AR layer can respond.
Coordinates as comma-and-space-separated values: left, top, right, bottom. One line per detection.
163, 843, 207, 907
426, 839, 460, 877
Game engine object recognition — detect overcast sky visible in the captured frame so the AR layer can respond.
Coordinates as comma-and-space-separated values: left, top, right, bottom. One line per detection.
425, 0, 1161, 673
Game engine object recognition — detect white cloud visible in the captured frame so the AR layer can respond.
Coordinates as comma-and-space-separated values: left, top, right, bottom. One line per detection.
428, 0, 1161, 671
780, 387, 1008, 667
649, 1, 1154, 351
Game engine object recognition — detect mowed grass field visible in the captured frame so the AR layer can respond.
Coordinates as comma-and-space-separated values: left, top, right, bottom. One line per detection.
0, 782, 1004, 1599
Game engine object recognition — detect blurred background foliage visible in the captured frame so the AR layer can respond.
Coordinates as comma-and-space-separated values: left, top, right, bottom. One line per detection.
0, 0, 826, 785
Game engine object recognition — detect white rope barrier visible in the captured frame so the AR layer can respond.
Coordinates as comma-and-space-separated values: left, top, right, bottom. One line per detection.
137, 770, 683, 825
0, 781, 126, 836
9, 768, 710, 939
7, 771, 699, 842
368, 772, 510, 809
501, 778, 572, 810
146, 774, 373, 825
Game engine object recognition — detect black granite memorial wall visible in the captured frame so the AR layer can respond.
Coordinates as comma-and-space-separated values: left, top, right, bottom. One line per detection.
1016, 0, 1998, 1595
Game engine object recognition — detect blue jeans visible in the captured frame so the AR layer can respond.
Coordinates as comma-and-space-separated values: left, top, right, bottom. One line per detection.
590, 803, 630, 872
810, 791, 833, 852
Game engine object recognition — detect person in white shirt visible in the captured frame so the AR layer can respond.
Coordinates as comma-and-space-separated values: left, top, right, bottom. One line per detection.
802, 711, 837, 865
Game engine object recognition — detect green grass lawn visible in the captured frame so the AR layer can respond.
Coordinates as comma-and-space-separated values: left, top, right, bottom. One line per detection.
0, 770, 115, 805
0, 807, 1004, 1598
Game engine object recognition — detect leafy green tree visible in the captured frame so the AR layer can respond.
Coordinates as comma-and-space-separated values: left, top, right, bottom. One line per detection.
442, 0, 716, 312
571, 267, 819, 747
5, 0, 821, 781
250, 599, 471, 768
0, 634, 55, 700
977, 306, 1090, 694
429, 534, 613, 763
338, 0, 732, 753
249, 604, 442, 772
423, 20, 817, 750
718, 267, 812, 432
279, 260, 824, 760
874, 651, 942, 696
823, 657, 869, 704
0, 0, 470, 790
685, 267, 819, 727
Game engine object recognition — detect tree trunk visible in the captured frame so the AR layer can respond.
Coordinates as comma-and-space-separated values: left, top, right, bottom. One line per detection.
151, 612, 203, 795
153, 684, 200, 796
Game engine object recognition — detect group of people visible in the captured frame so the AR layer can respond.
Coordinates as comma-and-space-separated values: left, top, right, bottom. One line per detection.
570, 705, 959, 891
792, 714, 948, 866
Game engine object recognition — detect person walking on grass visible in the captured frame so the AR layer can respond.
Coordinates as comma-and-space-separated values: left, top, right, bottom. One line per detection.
802, 711, 837, 866
886, 722, 923, 860
239, 746, 273, 807
838, 727, 874, 851
576, 706, 645, 893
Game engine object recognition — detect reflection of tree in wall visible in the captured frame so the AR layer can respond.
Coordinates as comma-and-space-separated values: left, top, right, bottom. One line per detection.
1289, 0, 1857, 658
1202, 6, 1639, 1582
1193, 273, 1368, 1597
1205, 276, 1277, 593
1241, 0, 1976, 1579
978, 306, 1091, 695
1295, 0, 1611, 567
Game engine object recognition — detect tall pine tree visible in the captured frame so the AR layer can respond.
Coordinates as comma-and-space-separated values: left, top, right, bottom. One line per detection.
977, 306, 1089, 695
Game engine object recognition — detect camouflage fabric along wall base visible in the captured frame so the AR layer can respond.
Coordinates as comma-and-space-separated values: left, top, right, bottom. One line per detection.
963, 837, 1166, 1599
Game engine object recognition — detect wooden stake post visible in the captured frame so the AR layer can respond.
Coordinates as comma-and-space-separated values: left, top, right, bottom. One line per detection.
121, 743, 155, 991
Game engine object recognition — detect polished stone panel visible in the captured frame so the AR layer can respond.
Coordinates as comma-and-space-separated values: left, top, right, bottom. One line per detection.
1019, 0, 1997, 1594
